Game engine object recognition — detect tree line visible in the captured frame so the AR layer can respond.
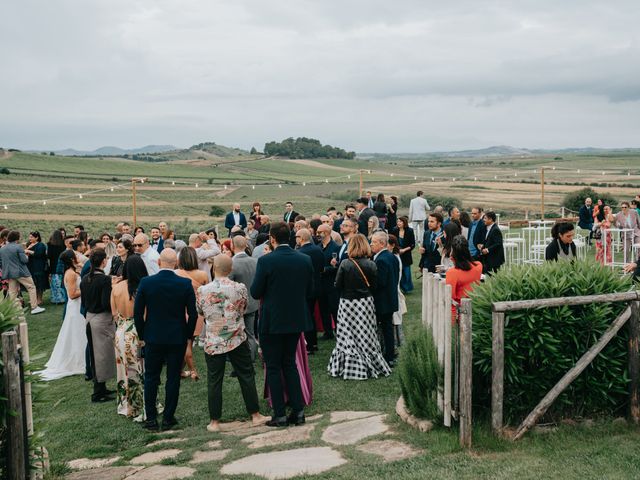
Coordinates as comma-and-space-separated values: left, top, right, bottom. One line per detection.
263, 137, 355, 159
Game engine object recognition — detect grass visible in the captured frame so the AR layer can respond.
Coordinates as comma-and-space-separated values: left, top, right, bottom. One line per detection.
29, 257, 640, 480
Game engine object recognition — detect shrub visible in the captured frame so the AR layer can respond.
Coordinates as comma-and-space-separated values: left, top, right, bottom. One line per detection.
397, 327, 441, 420
209, 205, 226, 217
471, 260, 632, 423
562, 187, 617, 212
0, 168, 9, 175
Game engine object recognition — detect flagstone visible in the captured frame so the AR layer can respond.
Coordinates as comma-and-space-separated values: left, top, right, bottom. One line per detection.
65, 466, 142, 480
219, 421, 273, 436
67, 456, 120, 470
220, 446, 347, 480
146, 437, 188, 447
206, 440, 222, 449
356, 440, 422, 462
329, 411, 381, 423
321, 415, 388, 445
189, 449, 232, 464
242, 424, 316, 449
129, 448, 182, 465
127, 465, 196, 479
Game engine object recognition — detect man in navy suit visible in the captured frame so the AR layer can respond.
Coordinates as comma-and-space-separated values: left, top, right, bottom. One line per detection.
134, 249, 197, 431
250, 222, 313, 427
479, 211, 505, 274
224, 203, 248, 236
371, 231, 400, 365
467, 207, 487, 260
296, 228, 325, 354
419, 212, 444, 273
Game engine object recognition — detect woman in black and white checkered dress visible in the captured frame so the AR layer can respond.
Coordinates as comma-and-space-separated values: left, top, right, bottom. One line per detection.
328, 234, 391, 380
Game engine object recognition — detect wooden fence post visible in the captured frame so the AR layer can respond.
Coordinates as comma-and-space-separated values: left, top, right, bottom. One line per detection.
629, 300, 640, 425
2, 331, 27, 480
18, 322, 33, 436
421, 271, 429, 327
491, 311, 505, 434
443, 284, 452, 427
459, 298, 472, 448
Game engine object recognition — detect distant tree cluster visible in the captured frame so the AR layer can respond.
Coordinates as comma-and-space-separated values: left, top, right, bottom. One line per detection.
263, 137, 355, 159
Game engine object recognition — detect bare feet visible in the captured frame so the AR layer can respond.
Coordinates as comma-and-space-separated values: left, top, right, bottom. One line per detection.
206, 421, 220, 433
251, 413, 270, 427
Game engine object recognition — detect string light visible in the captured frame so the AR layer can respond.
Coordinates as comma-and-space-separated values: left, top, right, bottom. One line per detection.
325, 179, 329, 183
78, 194, 83, 199
140, 179, 145, 184
347, 175, 351, 179
252, 185, 255, 190
195, 183, 199, 188
3, 205, 7, 210
110, 187, 114, 192
278, 184, 282, 188
172, 181, 175, 186
302, 182, 306, 186
42, 201, 46, 205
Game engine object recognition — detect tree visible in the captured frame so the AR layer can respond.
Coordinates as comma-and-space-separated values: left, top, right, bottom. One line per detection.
562, 187, 617, 212
262, 137, 355, 159
49, 151, 55, 156
250, 147, 258, 155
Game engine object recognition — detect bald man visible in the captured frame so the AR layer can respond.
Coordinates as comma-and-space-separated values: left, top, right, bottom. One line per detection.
296, 228, 324, 353
225, 203, 247, 236
316, 224, 340, 339
134, 248, 198, 431
229, 235, 259, 360
134, 233, 160, 275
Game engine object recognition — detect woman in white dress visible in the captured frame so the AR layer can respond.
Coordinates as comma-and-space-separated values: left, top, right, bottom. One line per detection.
38, 250, 87, 381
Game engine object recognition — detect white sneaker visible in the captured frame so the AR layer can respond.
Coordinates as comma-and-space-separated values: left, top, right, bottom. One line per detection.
30, 306, 45, 315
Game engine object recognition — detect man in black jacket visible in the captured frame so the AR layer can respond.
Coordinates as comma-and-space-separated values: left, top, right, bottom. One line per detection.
371, 231, 400, 365
250, 222, 313, 427
578, 197, 594, 245
317, 224, 340, 339
479, 211, 505, 274
418, 213, 443, 273
296, 228, 324, 354
468, 207, 487, 260
356, 197, 376, 235
134, 249, 198, 431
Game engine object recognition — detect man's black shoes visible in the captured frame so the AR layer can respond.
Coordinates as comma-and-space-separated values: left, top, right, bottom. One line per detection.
143, 420, 159, 431
161, 417, 179, 430
287, 411, 306, 426
266, 416, 288, 427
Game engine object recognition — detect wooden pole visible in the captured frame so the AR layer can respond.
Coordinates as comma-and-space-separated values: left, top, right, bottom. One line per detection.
629, 300, 640, 425
513, 306, 632, 440
459, 298, 473, 448
18, 322, 33, 435
443, 284, 452, 427
132, 178, 137, 229
491, 311, 505, 434
541, 167, 545, 220
2, 331, 27, 480
421, 272, 429, 327
493, 291, 640, 312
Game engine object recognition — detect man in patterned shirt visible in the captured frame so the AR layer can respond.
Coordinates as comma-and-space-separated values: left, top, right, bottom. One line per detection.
197, 254, 268, 432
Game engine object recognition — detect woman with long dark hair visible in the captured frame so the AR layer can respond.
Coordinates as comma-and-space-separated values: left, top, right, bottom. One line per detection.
25, 231, 48, 305
39, 250, 87, 380
250, 202, 264, 230
47, 229, 67, 304
111, 255, 148, 419
438, 222, 462, 272
546, 222, 577, 262
391, 216, 415, 293
373, 193, 388, 230
81, 248, 116, 402
445, 236, 482, 322
387, 196, 399, 230
109, 237, 134, 279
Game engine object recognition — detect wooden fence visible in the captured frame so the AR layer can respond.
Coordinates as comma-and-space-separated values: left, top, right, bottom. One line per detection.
2, 320, 33, 480
491, 291, 640, 439
422, 274, 473, 447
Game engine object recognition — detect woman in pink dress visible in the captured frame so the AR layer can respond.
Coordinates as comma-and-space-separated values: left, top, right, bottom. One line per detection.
594, 205, 613, 265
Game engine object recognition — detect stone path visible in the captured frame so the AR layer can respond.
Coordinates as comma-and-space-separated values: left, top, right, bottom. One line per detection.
64, 410, 423, 479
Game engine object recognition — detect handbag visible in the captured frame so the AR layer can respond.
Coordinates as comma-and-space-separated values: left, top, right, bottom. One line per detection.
350, 258, 370, 288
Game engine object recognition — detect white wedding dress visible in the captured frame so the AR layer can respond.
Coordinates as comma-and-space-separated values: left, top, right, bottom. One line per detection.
38, 275, 88, 381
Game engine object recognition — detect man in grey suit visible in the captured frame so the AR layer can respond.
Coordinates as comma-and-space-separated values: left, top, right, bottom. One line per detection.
0, 230, 44, 314
229, 235, 259, 360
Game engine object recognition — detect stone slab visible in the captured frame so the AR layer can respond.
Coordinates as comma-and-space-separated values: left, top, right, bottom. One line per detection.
206, 440, 222, 449
329, 411, 381, 423
356, 440, 421, 462
220, 446, 347, 480
147, 438, 188, 448
67, 456, 121, 470
322, 415, 388, 445
306, 414, 323, 422
242, 424, 316, 449
189, 449, 232, 464
130, 448, 182, 465
65, 466, 142, 480
219, 421, 273, 436
127, 465, 196, 479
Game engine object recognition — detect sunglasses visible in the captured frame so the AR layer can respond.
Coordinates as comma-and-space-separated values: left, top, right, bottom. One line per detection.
133, 243, 144, 247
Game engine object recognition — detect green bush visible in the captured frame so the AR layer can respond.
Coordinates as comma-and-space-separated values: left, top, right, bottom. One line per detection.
398, 327, 441, 420
562, 187, 617, 212
208, 205, 226, 217
0, 297, 25, 478
471, 260, 633, 423
0, 168, 9, 175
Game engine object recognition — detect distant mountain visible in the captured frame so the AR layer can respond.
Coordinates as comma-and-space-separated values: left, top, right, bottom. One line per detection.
53, 145, 177, 156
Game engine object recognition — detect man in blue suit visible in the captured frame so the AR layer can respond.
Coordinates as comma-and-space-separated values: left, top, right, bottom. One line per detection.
134, 249, 197, 431
250, 222, 313, 427
224, 203, 248, 237
371, 231, 400, 365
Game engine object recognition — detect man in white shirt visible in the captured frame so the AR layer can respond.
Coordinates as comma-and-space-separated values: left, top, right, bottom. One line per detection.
189, 233, 220, 281
134, 233, 160, 275
408, 190, 430, 241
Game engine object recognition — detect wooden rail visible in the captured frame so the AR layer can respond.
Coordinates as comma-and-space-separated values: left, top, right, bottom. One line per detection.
491, 292, 640, 439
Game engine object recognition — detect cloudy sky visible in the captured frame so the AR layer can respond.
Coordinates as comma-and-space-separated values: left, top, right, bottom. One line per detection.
2, 1, 639, 152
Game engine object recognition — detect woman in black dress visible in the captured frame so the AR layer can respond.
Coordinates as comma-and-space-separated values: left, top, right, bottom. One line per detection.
373, 194, 388, 230
391, 216, 416, 293
47, 229, 67, 304
25, 231, 48, 306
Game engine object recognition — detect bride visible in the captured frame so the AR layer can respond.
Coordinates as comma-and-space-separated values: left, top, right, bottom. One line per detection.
38, 250, 87, 381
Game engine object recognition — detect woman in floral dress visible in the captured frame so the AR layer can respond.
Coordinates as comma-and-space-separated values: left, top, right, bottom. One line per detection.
111, 255, 148, 419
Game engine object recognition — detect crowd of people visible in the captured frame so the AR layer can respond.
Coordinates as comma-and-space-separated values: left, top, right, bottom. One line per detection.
0, 189, 639, 430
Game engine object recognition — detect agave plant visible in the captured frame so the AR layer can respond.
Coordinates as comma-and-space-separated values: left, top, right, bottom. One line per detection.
470, 260, 633, 422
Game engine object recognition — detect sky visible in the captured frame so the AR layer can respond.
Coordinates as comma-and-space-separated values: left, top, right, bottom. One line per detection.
1, 1, 639, 152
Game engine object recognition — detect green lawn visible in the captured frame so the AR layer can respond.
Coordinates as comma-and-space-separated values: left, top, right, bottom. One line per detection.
28, 264, 640, 480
